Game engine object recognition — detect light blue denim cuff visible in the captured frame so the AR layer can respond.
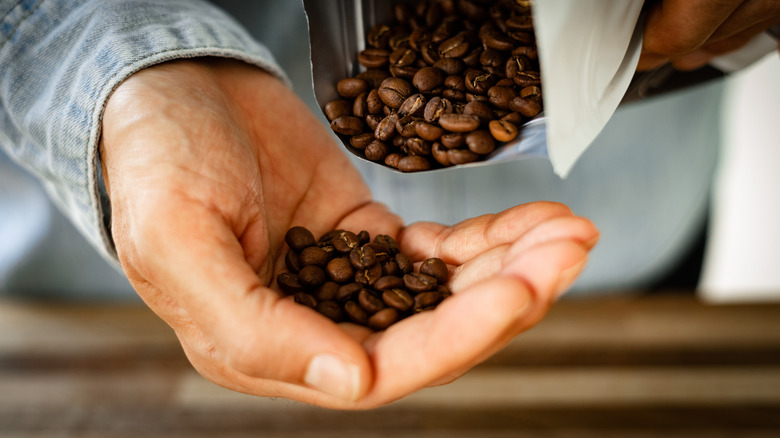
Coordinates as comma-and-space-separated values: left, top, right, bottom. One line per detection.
0, 0, 288, 267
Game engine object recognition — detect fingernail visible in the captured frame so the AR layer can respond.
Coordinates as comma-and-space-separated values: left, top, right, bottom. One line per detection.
305, 353, 360, 401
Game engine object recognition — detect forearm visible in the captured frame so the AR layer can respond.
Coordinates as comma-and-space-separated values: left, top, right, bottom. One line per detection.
0, 0, 286, 264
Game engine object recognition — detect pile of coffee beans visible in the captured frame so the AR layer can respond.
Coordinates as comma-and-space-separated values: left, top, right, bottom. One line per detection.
325, 0, 542, 172
277, 226, 451, 331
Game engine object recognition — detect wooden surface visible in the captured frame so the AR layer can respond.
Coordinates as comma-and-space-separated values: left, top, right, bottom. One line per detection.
1, 294, 779, 437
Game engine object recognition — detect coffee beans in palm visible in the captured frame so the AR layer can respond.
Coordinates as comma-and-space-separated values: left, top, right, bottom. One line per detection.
277, 226, 451, 331
325, 0, 543, 172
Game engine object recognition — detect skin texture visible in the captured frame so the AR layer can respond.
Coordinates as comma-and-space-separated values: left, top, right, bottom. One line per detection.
100, 58, 599, 409
638, 0, 780, 71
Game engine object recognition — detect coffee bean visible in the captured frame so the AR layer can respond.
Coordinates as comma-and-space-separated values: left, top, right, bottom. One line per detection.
332, 230, 360, 253
277, 272, 303, 294
509, 95, 542, 118
285, 226, 315, 251
463, 101, 494, 125
396, 115, 420, 137
368, 308, 400, 331
337, 78, 369, 98
432, 142, 452, 166
331, 116, 365, 136
398, 94, 427, 117
423, 96, 452, 123
464, 70, 495, 94
501, 111, 524, 125
438, 113, 480, 132
357, 230, 371, 246
465, 130, 496, 155
324, 100, 351, 121
293, 292, 317, 309
438, 33, 469, 58
382, 260, 400, 276
357, 69, 392, 89
367, 23, 392, 48
337, 282, 362, 302
355, 263, 383, 286
358, 48, 390, 69
433, 58, 465, 75
316, 300, 344, 322
365, 242, 393, 263
352, 92, 369, 118
378, 77, 414, 109
375, 114, 399, 141
447, 148, 480, 165
374, 275, 405, 291
300, 246, 330, 267
385, 152, 403, 169
374, 235, 400, 254
487, 86, 516, 110
382, 288, 414, 312
365, 139, 390, 162
404, 272, 438, 293
359, 289, 386, 314
314, 281, 340, 302
395, 252, 414, 275
488, 119, 518, 142
350, 132, 374, 150
344, 301, 370, 325
406, 137, 432, 156
366, 89, 384, 114
350, 245, 377, 269
420, 257, 449, 283
285, 250, 302, 273
440, 132, 465, 148
413, 67, 445, 92
415, 122, 444, 141
298, 265, 327, 288
414, 291, 443, 312
326, 257, 354, 283
398, 155, 432, 172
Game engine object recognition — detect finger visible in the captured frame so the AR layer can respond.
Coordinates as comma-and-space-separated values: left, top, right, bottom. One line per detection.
643, 0, 744, 56
448, 215, 598, 293
132, 202, 372, 402
707, 2, 780, 41
671, 19, 777, 70
358, 239, 590, 405
398, 201, 574, 264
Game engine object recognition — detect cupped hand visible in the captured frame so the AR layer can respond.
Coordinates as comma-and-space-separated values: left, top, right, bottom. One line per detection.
100, 59, 598, 409
639, 0, 780, 71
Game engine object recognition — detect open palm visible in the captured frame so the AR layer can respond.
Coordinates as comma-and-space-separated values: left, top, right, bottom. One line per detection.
100, 59, 598, 409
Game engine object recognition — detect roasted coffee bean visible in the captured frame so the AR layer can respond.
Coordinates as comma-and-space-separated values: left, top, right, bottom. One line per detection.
382, 288, 414, 312
316, 300, 344, 322
365, 140, 390, 162
300, 246, 330, 267
395, 252, 414, 274
509, 95, 542, 118
404, 272, 438, 293
414, 291, 443, 312
298, 265, 327, 288
352, 92, 369, 118
389, 33, 411, 50
359, 289, 386, 314
444, 74, 466, 91
447, 148, 480, 164
365, 242, 392, 263
384, 152, 403, 169
409, 26, 432, 51
337, 78, 369, 98
438, 113, 480, 132
331, 116, 365, 136
358, 48, 390, 69
314, 281, 340, 302
332, 231, 360, 253
367, 89, 384, 114
415, 122, 444, 141
367, 23, 392, 48
398, 155, 432, 172
365, 114, 382, 131
406, 137, 432, 156
324, 99, 351, 121
420, 258, 449, 283
285, 250, 302, 273
459, 0, 488, 21
413, 67, 445, 92
369, 308, 400, 331
277, 272, 303, 294
506, 14, 534, 31
337, 282, 362, 302
389, 47, 417, 67
326, 257, 354, 283
344, 301, 370, 325
398, 94, 427, 117
350, 245, 377, 269
441, 132, 465, 148
285, 226, 315, 251
375, 114, 399, 141
463, 101, 494, 125
482, 28, 515, 51
378, 77, 414, 108
374, 235, 399, 254
487, 86, 516, 110
520, 85, 541, 98
512, 70, 541, 88
374, 275, 405, 291
466, 130, 496, 155
350, 132, 374, 150
396, 115, 420, 137
355, 263, 383, 286
432, 142, 452, 166
464, 70, 496, 94
424, 96, 452, 123
438, 33, 469, 58
293, 292, 317, 309
357, 230, 371, 246
461, 46, 483, 67
489, 119, 518, 142
382, 260, 400, 276
442, 89, 466, 101
433, 58, 465, 75
501, 111, 524, 125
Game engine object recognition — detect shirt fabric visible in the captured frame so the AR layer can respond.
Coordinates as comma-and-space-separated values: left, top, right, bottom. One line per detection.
0, 0, 723, 299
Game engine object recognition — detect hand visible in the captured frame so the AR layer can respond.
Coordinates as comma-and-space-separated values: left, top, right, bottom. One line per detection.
100, 59, 599, 409
638, 0, 780, 71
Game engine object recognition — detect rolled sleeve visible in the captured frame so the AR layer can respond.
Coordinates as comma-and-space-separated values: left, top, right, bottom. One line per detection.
0, 0, 287, 265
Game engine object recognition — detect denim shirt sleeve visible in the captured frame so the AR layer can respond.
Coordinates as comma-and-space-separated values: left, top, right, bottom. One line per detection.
0, 0, 288, 265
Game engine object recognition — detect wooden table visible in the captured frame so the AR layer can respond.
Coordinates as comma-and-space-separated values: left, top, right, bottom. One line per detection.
1, 294, 779, 437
